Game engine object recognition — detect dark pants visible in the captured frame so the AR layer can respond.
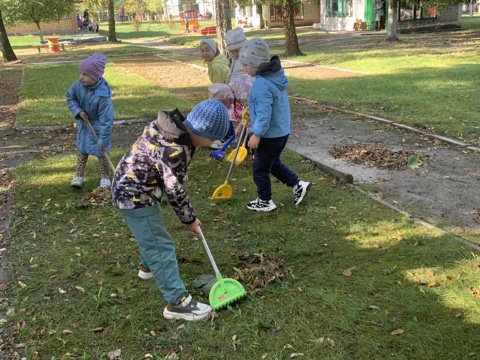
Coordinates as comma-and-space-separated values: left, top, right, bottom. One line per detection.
253, 134, 298, 201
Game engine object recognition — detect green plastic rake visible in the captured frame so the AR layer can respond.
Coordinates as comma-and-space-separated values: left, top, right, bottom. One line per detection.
198, 227, 246, 310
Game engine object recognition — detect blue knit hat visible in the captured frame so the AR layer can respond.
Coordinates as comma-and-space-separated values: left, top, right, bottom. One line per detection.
184, 100, 230, 140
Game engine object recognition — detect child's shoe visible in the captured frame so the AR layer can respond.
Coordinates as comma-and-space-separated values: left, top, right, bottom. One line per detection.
247, 198, 277, 212
163, 294, 212, 321
293, 180, 311, 205
71, 177, 84, 189
138, 267, 154, 280
99, 178, 111, 188
210, 140, 226, 150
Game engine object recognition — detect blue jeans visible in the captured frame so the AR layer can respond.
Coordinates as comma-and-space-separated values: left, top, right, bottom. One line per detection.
253, 134, 299, 201
117, 203, 187, 305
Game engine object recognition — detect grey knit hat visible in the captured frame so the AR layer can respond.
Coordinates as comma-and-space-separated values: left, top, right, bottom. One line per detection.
239, 38, 270, 67
184, 100, 230, 140
225, 27, 247, 51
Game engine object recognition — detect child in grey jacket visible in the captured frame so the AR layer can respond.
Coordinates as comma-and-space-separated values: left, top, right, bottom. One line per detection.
111, 100, 230, 321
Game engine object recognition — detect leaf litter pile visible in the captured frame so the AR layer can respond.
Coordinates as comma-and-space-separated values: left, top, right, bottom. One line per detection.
330, 143, 428, 170
75, 187, 112, 208
230, 251, 295, 295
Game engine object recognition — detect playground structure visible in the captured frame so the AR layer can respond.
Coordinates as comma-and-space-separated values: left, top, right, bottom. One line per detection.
180, 10, 199, 33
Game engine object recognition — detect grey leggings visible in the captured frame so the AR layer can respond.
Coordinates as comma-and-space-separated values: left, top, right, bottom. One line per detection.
76, 152, 109, 179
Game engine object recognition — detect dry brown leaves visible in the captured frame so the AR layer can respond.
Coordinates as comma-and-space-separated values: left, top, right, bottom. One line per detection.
77, 187, 112, 208
230, 251, 294, 295
330, 144, 427, 170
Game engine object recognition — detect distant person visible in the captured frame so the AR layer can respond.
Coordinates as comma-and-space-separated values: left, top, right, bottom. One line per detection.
83, 8, 90, 23
66, 53, 114, 189
111, 100, 230, 321
375, 0, 384, 30
239, 38, 311, 211
120, 6, 125, 22
185, 16, 189, 33
91, 19, 99, 33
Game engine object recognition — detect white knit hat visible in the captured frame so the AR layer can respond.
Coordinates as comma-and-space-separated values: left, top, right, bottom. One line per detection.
225, 27, 247, 51
184, 100, 230, 140
239, 38, 270, 67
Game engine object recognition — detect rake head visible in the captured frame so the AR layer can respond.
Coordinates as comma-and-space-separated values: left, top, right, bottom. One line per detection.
209, 151, 225, 161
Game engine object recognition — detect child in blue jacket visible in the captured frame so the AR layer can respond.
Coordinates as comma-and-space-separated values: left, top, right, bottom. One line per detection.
238, 38, 311, 211
66, 53, 114, 189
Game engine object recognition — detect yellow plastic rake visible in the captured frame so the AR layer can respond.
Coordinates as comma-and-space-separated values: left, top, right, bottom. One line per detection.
210, 117, 249, 201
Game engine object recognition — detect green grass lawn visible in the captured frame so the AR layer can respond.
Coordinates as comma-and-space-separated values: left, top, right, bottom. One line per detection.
7, 148, 480, 358
18, 62, 191, 127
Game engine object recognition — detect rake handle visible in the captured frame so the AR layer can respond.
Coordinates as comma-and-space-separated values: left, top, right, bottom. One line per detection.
225, 118, 249, 181
84, 118, 116, 173
198, 227, 221, 276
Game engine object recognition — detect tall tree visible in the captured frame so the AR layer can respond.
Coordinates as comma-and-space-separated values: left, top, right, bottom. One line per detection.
215, 0, 232, 54
0, 9, 17, 62
107, 0, 119, 42
0, 0, 72, 41
283, 0, 303, 56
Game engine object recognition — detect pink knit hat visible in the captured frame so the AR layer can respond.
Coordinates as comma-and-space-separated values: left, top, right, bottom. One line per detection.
79, 53, 106, 81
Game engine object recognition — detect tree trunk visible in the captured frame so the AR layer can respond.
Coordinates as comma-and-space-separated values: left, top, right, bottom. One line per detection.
215, 0, 232, 54
283, 0, 304, 56
386, 0, 398, 41
108, 0, 119, 42
0, 10, 17, 62
256, 3, 265, 29
34, 20, 44, 41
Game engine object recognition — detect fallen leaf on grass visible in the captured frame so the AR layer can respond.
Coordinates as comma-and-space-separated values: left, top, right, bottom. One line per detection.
368, 305, 380, 310
391, 329, 404, 335
470, 287, 480, 298
343, 266, 357, 277
425, 270, 435, 277
107, 348, 121, 359
91, 327, 104, 332
291, 353, 304, 358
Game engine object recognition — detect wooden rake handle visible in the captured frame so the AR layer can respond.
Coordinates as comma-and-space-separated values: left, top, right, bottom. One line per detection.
84, 118, 116, 173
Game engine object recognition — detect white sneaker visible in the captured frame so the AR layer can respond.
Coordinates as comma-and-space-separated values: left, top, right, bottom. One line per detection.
293, 180, 311, 205
163, 294, 212, 321
247, 198, 277, 212
138, 269, 154, 280
210, 140, 226, 150
99, 178, 111, 188
71, 176, 84, 189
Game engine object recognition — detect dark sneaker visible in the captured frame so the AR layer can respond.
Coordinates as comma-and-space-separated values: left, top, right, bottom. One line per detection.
163, 294, 212, 321
247, 198, 277, 212
294, 180, 311, 205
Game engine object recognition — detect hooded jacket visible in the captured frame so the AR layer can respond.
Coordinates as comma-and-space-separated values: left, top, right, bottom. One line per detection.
111, 109, 197, 224
249, 56, 290, 138
206, 54, 230, 84
66, 77, 114, 157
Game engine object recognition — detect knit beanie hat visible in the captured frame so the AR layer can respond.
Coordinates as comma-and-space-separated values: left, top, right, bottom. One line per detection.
79, 53, 106, 81
184, 100, 230, 140
239, 38, 270, 67
200, 39, 217, 54
225, 27, 247, 51
208, 83, 234, 102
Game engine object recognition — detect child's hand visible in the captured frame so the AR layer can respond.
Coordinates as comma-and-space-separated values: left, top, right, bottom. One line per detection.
235, 124, 244, 139
241, 108, 250, 120
248, 134, 260, 149
79, 111, 89, 122
186, 219, 202, 236
100, 147, 108, 153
